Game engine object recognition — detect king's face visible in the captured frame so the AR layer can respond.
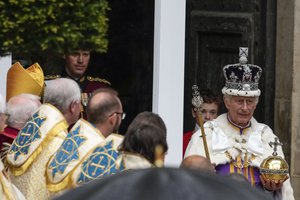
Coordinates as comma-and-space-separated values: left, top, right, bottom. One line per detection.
225, 96, 257, 126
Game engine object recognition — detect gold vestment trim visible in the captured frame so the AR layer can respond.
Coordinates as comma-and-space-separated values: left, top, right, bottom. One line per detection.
46, 119, 104, 192
8, 120, 68, 176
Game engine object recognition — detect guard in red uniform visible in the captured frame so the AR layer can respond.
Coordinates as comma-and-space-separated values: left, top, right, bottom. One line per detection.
44, 50, 111, 118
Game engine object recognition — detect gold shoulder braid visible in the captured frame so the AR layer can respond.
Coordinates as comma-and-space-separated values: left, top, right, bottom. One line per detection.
87, 76, 111, 85
44, 75, 61, 80
79, 76, 85, 82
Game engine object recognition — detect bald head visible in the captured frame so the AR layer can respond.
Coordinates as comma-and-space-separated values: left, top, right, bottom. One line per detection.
180, 155, 215, 172
86, 88, 122, 124
86, 88, 123, 137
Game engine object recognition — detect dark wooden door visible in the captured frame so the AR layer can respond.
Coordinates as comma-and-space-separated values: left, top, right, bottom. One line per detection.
184, 0, 276, 133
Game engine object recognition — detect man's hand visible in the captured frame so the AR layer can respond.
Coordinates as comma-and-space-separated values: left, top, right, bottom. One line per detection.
259, 174, 288, 191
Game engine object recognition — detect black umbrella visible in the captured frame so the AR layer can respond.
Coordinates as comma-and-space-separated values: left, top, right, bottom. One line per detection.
55, 168, 272, 200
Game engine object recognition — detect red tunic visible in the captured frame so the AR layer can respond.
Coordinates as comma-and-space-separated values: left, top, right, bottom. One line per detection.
0, 126, 19, 150
183, 131, 194, 158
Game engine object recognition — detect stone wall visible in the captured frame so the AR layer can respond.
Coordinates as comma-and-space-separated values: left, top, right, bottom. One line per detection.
291, 0, 300, 198
276, 0, 299, 199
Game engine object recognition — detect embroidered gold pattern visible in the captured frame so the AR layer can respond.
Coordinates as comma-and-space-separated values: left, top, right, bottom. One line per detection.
87, 76, 111, 85
44, 75, 61, 80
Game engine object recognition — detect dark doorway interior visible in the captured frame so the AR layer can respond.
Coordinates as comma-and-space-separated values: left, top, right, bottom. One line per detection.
38, 0, 155, 134
91, 0, 155, 133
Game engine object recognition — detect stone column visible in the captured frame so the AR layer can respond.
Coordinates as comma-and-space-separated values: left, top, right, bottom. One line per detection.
276, 0, 299, 198
291, 0, 300, 198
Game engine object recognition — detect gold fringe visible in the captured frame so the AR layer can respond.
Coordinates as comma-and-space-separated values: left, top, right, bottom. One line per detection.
229, 162, 234, 173
244, 166, 249, 179
250, 167, 255, 186
7, 120, 68, 176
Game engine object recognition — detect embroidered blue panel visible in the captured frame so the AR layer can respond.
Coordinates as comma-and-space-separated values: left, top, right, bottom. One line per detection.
9, 112, 46, 161
48, 125, 86, 178
76, 140, 123, 184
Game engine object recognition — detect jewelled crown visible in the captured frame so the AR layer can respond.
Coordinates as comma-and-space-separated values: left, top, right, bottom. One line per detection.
222, 47, 262, 97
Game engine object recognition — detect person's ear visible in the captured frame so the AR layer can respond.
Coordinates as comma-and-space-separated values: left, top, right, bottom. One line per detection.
223, 96, 230, 110
70, 101, 79, 114
107, 113, 116, 125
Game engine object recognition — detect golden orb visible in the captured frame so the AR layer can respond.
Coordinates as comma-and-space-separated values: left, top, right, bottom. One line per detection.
260, 155, 289, 182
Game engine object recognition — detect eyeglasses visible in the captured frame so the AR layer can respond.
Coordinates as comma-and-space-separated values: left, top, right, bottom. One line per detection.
108, 112, 126, 120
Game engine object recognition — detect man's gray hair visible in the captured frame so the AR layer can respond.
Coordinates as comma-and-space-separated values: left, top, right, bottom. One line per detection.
44, 78, 81, 113
6, 93, 41, 128
0, 94, 5, 113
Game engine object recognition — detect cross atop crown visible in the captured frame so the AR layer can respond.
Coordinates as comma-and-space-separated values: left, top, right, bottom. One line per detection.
239, 47, 248, 64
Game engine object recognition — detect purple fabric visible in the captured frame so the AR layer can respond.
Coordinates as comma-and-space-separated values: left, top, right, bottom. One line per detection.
216, 163, 262, 188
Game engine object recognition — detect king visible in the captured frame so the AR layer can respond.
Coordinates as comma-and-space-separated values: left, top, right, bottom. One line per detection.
185, 47, 294, 200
